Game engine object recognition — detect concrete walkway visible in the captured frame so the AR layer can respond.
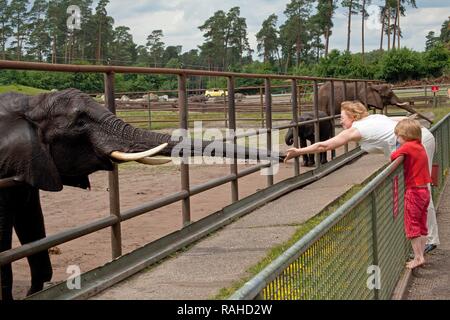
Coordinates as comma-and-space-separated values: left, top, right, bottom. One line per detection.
92, 153, 388, 300
405, 178, 450, 300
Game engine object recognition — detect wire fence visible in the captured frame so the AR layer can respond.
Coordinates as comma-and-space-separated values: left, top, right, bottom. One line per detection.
230, 112, 450, 300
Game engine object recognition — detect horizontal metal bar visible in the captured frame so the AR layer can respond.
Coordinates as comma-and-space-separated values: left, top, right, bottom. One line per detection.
0, 216, 119, 266
0, 60, 381, 82
190, 174, 237, 196
237, 163, 272, 178
273, 116, 339, 131
120, 191, 189, 221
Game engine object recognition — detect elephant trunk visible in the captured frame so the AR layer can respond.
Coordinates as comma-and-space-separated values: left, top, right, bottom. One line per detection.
285, 128, 294, 145
97, 114, 282, 162
388, 95, 433, 124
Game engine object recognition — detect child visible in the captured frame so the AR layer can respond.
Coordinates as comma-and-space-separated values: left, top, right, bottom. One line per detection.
391, 119, 432, 269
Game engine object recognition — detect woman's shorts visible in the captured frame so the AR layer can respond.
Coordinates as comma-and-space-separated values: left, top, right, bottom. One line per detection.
404, 187, 430, 239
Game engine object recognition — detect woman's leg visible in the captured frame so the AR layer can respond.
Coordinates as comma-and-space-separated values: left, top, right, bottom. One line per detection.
422, 131, 439, 247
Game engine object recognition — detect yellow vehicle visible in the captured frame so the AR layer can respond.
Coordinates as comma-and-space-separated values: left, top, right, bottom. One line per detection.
205, 89, 227, 97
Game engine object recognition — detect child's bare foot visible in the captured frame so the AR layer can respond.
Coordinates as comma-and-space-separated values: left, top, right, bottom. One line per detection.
406, 257, 425, 269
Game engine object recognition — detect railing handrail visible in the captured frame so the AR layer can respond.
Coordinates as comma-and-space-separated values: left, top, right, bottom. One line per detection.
228, 156, 404, 300
0, 60, 380, 83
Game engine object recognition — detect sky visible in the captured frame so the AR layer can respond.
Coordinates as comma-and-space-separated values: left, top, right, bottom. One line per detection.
97, 0, 449, 58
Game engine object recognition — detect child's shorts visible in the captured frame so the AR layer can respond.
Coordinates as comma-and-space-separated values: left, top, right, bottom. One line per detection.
404, 187, 430, 239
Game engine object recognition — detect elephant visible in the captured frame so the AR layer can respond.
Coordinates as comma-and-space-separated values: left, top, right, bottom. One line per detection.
284, 111, 332, 167
0, 88, 278, 300
318, 82, 432, 123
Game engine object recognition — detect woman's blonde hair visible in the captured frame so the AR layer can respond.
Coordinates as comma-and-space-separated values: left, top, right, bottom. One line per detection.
394, 119, 422, 141
341, 101, 369, 121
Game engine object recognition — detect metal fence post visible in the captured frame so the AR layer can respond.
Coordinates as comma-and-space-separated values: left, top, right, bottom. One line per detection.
228, 76, 239, 203
147, 92, 152, 129
370, 191, 380, 300
105, 71, 122, 259
260, 87, 265, 128
343, 81, 349, 154
178, 74, 191, 227
330, 80, 336, 159
313, 81, 321, 168
265, 78, 273, 187
291, 79, 300, 176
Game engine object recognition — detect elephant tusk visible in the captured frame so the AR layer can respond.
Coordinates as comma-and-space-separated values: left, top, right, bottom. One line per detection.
0, 176, 24, 188
395, 102, 409, 106
110, 143, 168, 161
136, 156, 172, 165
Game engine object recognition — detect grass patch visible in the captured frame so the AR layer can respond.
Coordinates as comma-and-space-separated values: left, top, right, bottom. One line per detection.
212, 165, 386, 300
0, 84, 49, 95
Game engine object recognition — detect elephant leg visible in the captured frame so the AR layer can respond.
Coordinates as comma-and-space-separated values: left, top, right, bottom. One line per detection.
299, 138, 311, 166
320, 152, 328, 164
13, 187, 52, 296
307, 137, 316, 167
0, 193, 14, 301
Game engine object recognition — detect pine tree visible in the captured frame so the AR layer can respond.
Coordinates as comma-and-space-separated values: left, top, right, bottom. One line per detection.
0, 0, 12, 60
256, 14, 279, 64
27, 0, 50, 62
146, 29, 164, 67
283, 0, 314, 67
9, 0, 29, 60
314, 0, 337, 57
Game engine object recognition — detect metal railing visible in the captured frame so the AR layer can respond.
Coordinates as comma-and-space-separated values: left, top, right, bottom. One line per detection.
0, 59, 389, 299
229, 113, 450, 300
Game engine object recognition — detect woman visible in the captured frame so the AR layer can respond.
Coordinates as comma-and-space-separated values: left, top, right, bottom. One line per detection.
284, 101, 439, 253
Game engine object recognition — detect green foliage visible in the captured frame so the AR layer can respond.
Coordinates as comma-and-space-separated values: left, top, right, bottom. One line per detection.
377, 48, 423, 81
422, 43, 450, 78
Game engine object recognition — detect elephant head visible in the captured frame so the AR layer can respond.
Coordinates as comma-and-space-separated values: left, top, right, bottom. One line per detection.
0, 88, 277, 192
367, 84, 432, 123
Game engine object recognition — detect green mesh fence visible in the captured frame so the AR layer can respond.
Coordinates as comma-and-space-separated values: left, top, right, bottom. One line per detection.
230, 113, 450, 300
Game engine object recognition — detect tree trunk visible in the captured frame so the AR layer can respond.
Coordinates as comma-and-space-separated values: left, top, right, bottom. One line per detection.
325, 25, 330, 57
392, 5, 398, 49
362, 0, 366, 62
346, 1, 352, 52
380, 6, 385, 51
397, 0, 401, 48
52, 35, 56, 64
97, 22, 102, 64
387, 3, 391, 51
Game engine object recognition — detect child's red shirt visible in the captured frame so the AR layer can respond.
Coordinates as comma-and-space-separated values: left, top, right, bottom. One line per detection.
391, 140, 431, 189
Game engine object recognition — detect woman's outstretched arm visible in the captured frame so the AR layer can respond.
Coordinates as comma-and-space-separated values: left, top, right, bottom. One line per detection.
284, 127, 362, 163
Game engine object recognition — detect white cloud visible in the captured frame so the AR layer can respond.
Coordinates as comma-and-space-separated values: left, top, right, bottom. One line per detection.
100, 0, 449, 56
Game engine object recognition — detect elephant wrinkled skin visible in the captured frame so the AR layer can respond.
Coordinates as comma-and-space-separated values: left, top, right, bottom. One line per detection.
284, 111, 332, 166
318, 82, 432, 123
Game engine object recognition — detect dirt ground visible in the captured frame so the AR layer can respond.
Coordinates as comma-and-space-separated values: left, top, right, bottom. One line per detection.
11, 143, 325, 300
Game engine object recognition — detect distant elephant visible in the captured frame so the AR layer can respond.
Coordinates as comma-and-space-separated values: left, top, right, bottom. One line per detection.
284, 111, 332, 167
318, 82, 432, 123
0, 88, 276, 300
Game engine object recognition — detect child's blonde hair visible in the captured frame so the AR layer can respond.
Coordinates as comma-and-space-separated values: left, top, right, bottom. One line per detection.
394, 119, 422, 141
341, 101, 369, 121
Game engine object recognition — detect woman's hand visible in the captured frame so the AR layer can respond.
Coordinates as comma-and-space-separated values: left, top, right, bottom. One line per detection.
284, 148, 302, 163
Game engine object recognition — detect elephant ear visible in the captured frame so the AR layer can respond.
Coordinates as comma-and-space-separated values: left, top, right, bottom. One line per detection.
0, 117, 63, 192
365, 85, 384, 110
